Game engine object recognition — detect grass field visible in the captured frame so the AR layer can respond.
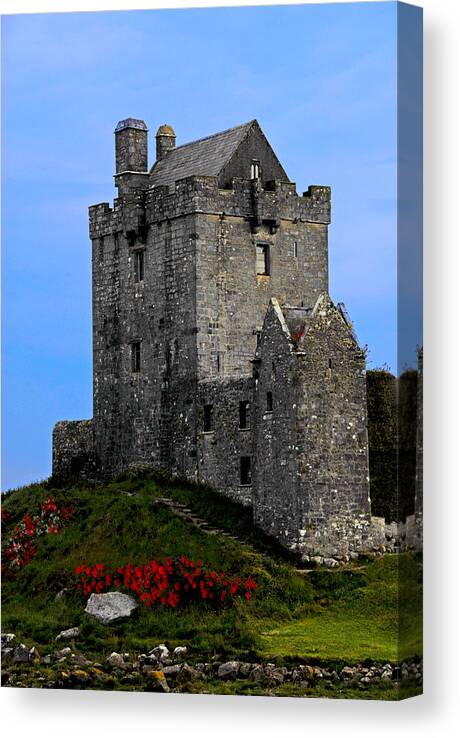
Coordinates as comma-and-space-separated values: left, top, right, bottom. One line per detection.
1, 473, 423, 669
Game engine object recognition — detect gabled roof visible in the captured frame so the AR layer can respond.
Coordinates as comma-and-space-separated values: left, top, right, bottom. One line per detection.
260, 295, 359, 355
149, 120, 256, 188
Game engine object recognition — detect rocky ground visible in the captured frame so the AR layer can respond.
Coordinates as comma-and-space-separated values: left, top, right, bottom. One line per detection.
1, 632, 422, 698
1, 478, 423, 700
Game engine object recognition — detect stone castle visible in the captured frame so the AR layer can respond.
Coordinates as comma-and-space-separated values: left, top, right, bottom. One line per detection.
52, 118, 422, 560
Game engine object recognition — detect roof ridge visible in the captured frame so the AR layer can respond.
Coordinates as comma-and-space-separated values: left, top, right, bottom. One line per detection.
171, 119, 256, 153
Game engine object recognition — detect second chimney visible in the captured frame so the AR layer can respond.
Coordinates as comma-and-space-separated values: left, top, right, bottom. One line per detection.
156, 124, 176, 161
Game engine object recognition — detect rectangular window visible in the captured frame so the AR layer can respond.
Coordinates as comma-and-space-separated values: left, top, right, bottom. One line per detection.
266, 391, 273, 412
239, 401, 250, 429
134, 250, 144, 282
131, 341, 141, 373
203, 404, 214, 433
240, 456, 252, 486
293, 240, 298, 258
256, 244, 270, 276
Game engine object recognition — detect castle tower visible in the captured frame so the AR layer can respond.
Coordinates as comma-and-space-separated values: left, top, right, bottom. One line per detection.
54, 118, 333, 499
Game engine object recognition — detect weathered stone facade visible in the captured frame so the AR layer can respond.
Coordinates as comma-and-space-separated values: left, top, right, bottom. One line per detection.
52, 117, 421, 558
252, 296, 376, 558
52, 420, 96, 481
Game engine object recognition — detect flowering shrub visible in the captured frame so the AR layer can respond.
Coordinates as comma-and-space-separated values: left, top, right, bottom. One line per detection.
3, 497, 74, 573
75, 556, 257, 609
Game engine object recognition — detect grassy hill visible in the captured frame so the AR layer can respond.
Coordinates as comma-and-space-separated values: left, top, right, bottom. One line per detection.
1, 472, 422, 696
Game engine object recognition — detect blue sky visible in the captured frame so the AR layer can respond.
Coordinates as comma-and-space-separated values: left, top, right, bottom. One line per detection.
1, 2, 422, 490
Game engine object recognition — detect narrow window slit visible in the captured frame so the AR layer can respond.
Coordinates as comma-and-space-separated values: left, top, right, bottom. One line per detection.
203, 404, 214, 433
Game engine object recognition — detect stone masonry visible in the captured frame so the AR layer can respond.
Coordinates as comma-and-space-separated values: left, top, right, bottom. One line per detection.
52, 117, 421, 558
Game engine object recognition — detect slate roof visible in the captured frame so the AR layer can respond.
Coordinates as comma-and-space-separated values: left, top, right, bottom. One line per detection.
149, 120, 255, 189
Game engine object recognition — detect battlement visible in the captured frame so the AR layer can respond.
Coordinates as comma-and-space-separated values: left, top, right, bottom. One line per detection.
89, 176, 331, 240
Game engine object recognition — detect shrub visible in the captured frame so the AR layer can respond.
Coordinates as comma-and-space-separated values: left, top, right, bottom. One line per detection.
2, 497, 74, 575
75, 556, 257, 610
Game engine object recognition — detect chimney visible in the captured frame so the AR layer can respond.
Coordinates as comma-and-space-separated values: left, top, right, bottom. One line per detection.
156, 124, 176, 161
114, 118, 148, 174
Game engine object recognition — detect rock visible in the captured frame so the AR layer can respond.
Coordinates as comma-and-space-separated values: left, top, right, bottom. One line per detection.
56, 627, 80, 641
142, 664, 158, 674
71, 669, 90, 683
145, 669, 170, 693
176, 663, 201, 684
1, 633, 16, 650
323, 558, 339, 568
149, 644, 169, 663
299, 665, 315, 681
84, 592, 138, 625
265, 666, 285, 685
340, 666, 356, 681
55, 647, 72, 659
29, 646, 40, 663
217, 661, 240, 680
54, 588, 69, 601
172, 646, 187, 660
13, 644, 31, 663
106, 652, 126, 670
69, 653, 91, 667
249, 664, 266, 684
141, 654, 159, 667
239, 662, 252, 678
162, 664, 181, 678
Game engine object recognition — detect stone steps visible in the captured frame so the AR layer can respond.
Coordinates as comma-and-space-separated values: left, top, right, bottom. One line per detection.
153, 497, 239, 542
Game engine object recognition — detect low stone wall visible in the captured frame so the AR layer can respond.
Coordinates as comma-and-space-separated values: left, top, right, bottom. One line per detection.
52, 419, 96, 481
298, 513, 422, 565
1, 634, 422, 693
294, 513, 385, 563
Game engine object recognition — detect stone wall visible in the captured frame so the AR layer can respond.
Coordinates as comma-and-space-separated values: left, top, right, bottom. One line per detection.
252, 300, 300, 540
52, 420, 96, 481
90, 194, 200, 479
218, 121, 289, 187
253, 296, 378, 559
195, 212, 328, 380
196, 377, 254, 505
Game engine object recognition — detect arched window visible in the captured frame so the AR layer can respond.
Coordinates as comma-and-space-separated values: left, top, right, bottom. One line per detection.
251, 161, 260, 180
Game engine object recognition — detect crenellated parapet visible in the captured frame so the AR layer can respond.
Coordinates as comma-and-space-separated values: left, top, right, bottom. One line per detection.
89, 176, 331, 243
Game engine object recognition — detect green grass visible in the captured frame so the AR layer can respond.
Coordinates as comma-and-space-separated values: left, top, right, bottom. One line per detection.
1, 473, 422, 668
259, 554, 423, 662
